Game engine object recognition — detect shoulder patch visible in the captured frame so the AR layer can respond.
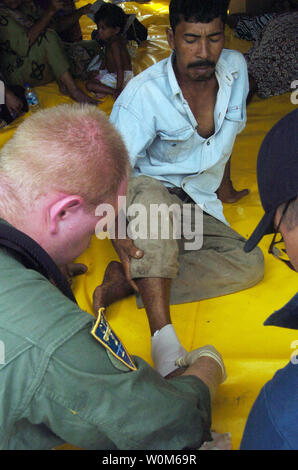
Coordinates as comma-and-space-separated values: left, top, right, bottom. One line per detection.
91, 308, 137, 371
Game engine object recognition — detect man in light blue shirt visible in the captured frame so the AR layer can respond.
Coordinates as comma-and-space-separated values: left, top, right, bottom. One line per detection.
108, 0, 264, 377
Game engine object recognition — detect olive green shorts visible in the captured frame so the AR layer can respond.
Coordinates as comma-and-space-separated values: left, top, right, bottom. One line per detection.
126, 175, 265, 307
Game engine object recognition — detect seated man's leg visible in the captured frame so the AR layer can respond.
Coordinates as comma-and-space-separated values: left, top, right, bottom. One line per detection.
103, 177, 263, 376
216, 159, 250, 203
169, 210, 264, 305
126, 175, 186, 377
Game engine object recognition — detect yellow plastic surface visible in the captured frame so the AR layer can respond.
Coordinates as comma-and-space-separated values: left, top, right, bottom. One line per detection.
1, 1, 297, 451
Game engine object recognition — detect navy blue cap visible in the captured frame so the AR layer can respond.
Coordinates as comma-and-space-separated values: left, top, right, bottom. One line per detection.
264, 293, 298, 330
244, 109, 298, 252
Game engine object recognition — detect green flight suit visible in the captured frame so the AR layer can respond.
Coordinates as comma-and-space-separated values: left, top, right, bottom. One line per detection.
0, 219, 211, 450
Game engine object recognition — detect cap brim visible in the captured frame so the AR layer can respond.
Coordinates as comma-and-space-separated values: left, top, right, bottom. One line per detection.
244, 209, 275, 252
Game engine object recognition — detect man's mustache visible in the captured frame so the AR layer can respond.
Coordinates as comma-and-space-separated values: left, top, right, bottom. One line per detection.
187, 60, 215, 69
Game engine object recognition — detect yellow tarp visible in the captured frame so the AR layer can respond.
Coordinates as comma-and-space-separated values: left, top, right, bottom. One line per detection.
1, 0, 297, 450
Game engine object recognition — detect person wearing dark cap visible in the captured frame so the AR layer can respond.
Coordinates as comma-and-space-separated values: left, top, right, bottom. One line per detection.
240, 108, 298, 450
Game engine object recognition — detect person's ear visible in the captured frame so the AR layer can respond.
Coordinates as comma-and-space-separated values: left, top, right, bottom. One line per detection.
166, 27, 175, 50
49, 196, 83, 235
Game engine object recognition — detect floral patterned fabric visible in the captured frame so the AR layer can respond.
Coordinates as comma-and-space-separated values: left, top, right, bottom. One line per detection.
244, 12, 298, 98
0, 2, 100, 86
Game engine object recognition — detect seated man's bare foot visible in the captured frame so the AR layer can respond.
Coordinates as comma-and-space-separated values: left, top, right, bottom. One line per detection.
217, 180, 250, 203
93, 261, 135, 312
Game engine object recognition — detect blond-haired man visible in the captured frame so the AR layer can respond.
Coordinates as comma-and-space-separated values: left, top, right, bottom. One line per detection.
0, 104, 228, 450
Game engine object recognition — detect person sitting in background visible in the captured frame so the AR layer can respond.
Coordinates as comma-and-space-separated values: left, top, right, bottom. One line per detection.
240, 109, 298, 450
227, 4, 298, 102
0, 0, 100, 104
86, 3, 133, 100
37, 0, 86, 43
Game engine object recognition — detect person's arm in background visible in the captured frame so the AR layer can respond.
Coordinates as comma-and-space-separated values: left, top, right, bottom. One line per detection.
53, 2, 92, 34
27, 0, 63, 46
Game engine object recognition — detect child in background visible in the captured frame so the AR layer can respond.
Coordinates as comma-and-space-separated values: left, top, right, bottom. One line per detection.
86, 4, 133, 100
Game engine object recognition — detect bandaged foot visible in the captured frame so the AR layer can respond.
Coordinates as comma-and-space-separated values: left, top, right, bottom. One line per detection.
199, 432, 232, 450
151, 324, 187, 377
175, 345, 227, 383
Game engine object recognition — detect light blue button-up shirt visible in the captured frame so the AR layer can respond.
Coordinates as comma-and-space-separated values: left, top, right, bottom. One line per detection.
110, 49, 249, 224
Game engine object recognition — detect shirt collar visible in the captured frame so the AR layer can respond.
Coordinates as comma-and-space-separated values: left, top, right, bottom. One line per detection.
264, 293, 298, 330
167, 51, 181, 98
167, 49, 239, 98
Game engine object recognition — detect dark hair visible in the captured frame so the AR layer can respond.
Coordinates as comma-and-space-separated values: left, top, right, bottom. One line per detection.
169, 0, 230, 31
94, 4, 127, 33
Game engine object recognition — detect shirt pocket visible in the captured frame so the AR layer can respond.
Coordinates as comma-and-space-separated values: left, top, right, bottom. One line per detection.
149, 126, 194, 164
222, 104, 244, 156
225, 104, 243, 122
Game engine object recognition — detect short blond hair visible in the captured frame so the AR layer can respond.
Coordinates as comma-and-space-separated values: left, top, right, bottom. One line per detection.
0, 104, 130, 216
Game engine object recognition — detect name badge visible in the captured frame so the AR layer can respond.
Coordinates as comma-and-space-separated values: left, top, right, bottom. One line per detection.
91, 308, 137, 371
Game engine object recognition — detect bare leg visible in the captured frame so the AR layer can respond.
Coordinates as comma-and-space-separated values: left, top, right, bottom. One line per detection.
59, 70, 98, 105
135, 277, 187, 376
93, 264, 186, 376
216, 159, 250, 203
135, 277, 172, 335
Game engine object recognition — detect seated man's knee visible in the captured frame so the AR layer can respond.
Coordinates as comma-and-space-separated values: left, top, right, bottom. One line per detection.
243, 245, 265, 286
127, 175, 174, 207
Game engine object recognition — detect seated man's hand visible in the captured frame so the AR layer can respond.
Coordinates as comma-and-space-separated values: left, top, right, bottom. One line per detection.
112, 236, 143, 292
